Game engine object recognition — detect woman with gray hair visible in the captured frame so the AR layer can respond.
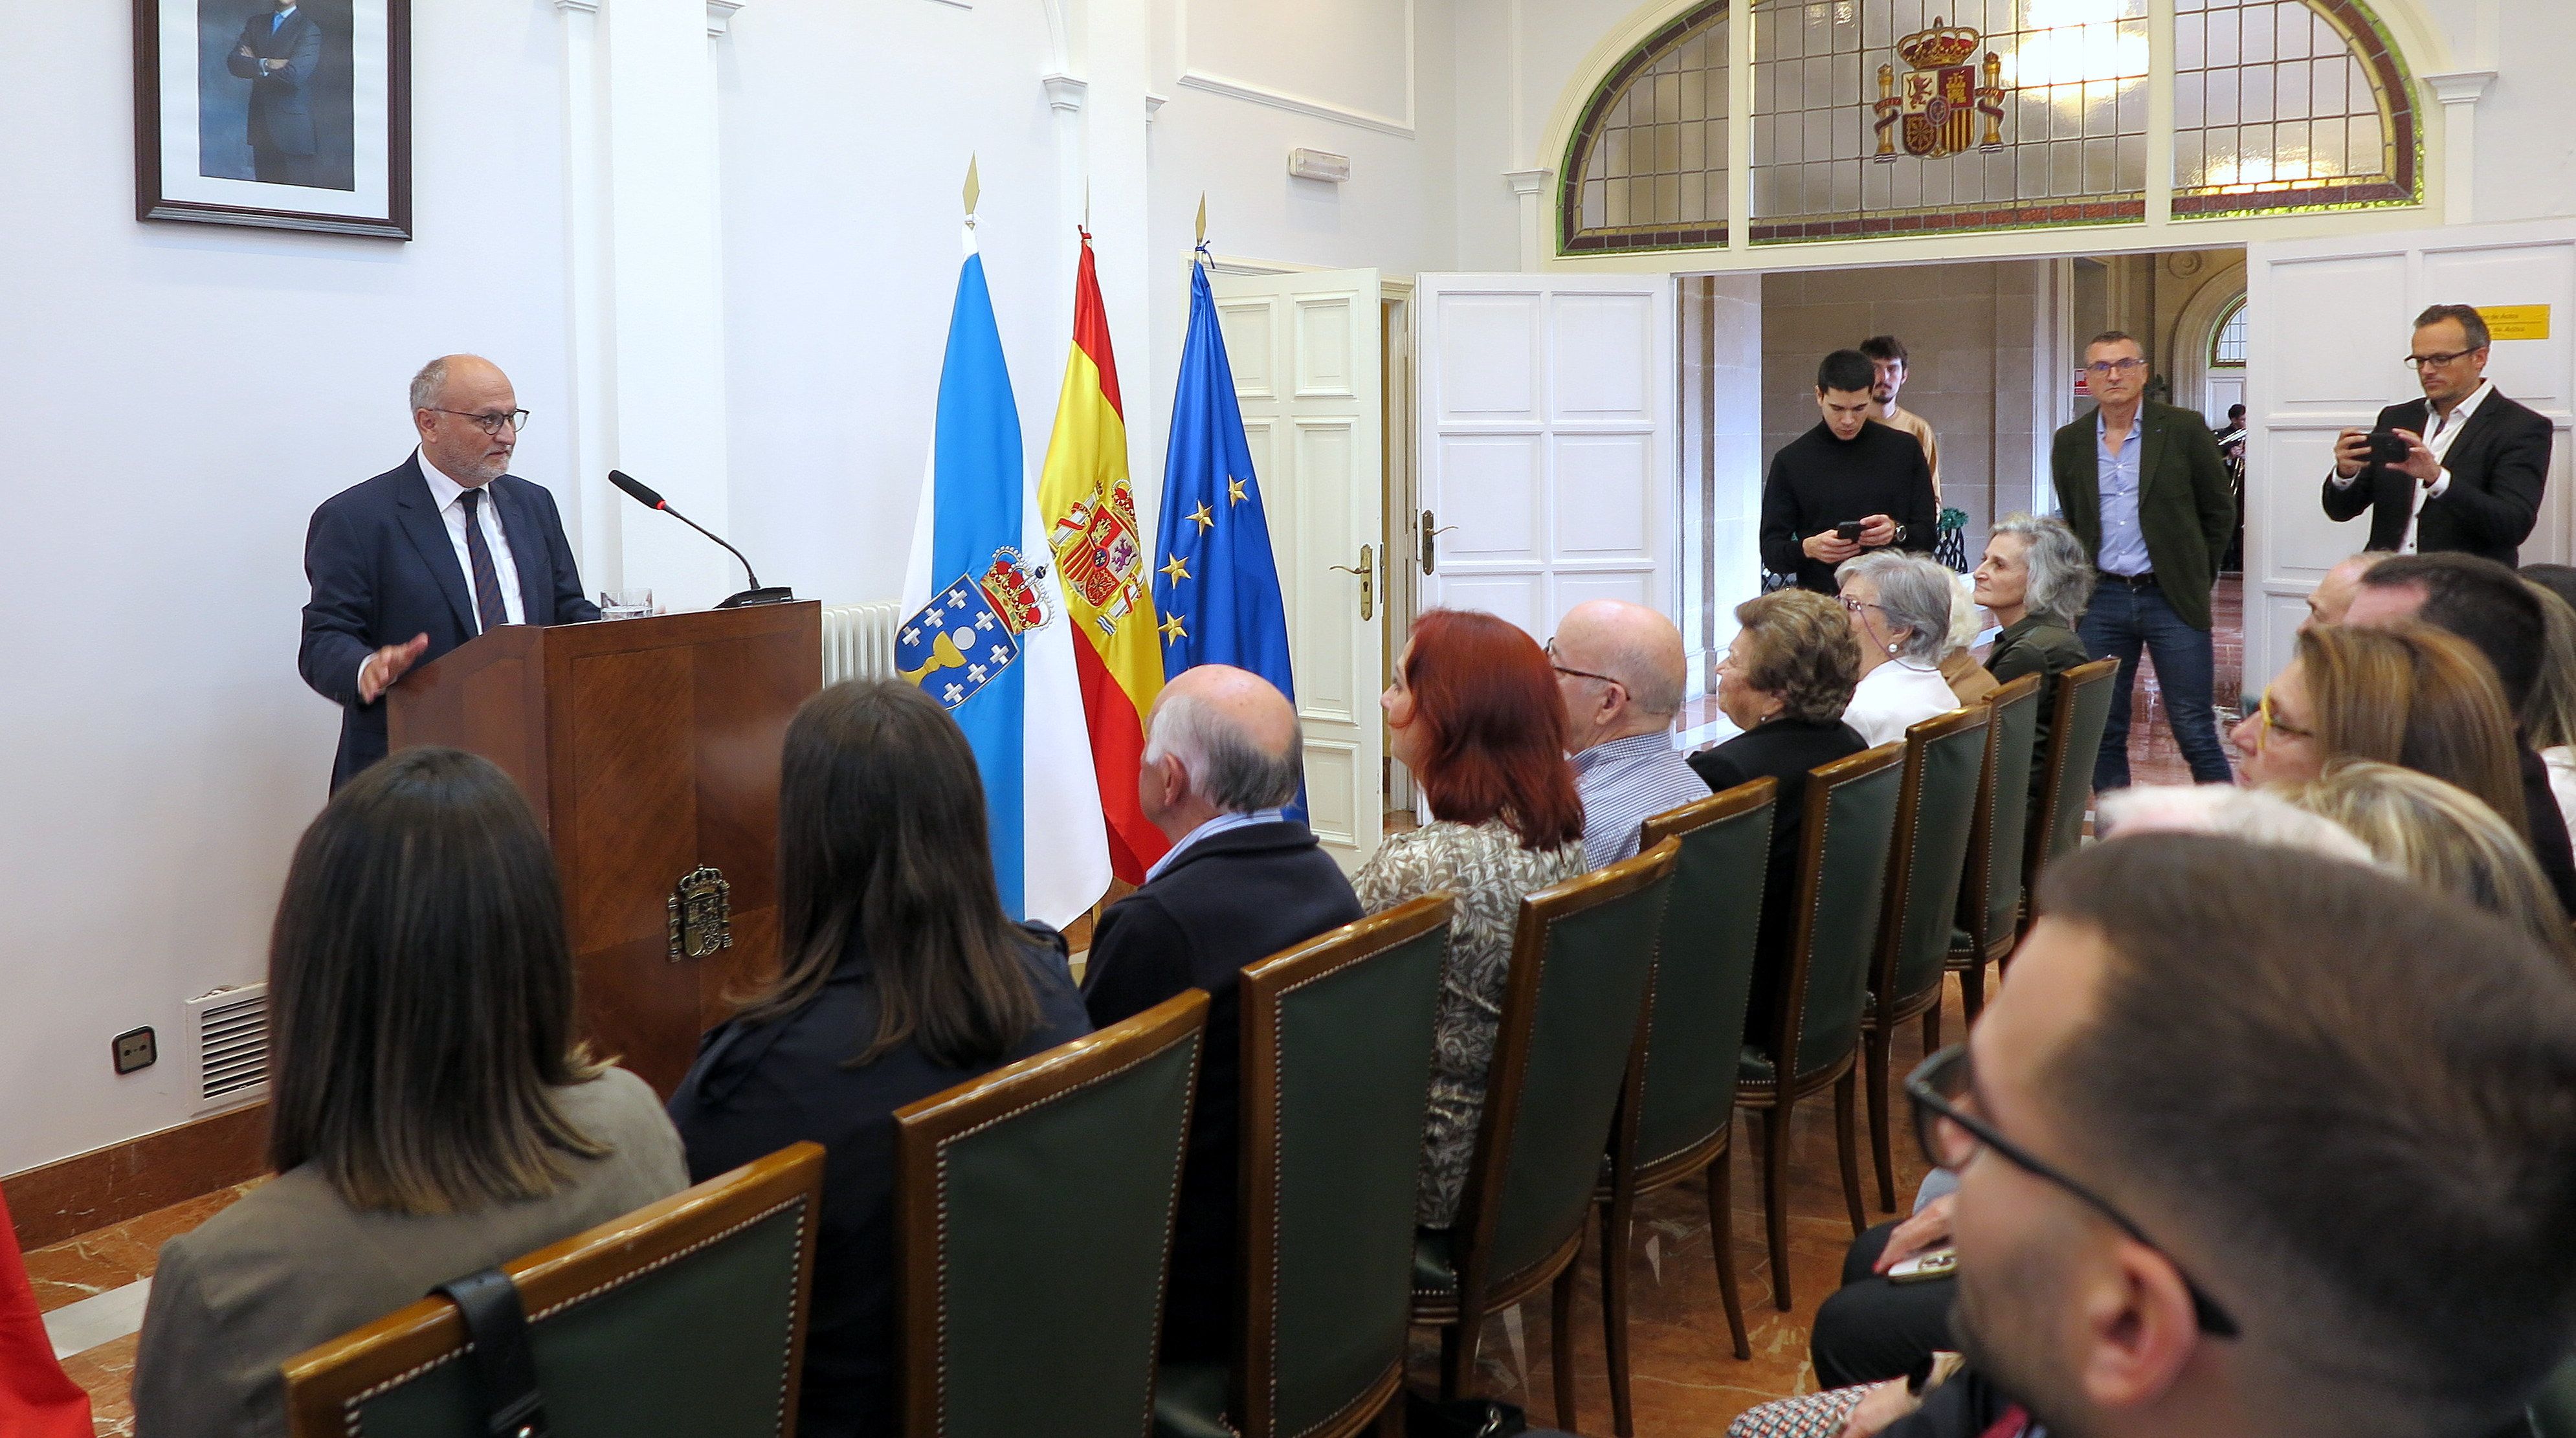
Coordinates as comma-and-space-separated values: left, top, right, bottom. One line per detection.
1977, 514, 2096, 804
1838, 551, 1964, 747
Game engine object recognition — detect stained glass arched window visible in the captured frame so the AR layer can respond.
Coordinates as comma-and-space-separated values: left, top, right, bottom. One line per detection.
1560, 1, 1732, 254
2171, 0, 2416, 214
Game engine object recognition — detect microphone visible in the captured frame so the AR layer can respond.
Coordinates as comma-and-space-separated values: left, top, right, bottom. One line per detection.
608, 470, 794, 610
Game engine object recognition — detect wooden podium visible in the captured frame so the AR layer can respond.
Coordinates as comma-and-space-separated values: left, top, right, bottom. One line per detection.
388, 603, 823, 1094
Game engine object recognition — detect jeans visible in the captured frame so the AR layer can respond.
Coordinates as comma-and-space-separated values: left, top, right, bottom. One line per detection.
2077, 577, 2233, 790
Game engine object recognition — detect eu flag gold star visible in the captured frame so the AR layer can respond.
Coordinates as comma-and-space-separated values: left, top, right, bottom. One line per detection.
1160, 554, 1190, 582
1188, 502, 1215, 533
1159, 613, 1188, 645
1227, 476, 1247, 505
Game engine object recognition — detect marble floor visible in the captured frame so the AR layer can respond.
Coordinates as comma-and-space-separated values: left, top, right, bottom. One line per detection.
26, 1182, 264, 1437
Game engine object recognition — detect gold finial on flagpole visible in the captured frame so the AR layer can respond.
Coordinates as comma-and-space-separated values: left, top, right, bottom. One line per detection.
962, 155, 981, 227
1195, 193, 1207, 245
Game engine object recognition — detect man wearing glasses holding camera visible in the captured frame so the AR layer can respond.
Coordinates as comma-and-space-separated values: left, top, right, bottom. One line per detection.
297, 355, 599, 791
2322, 303, 2553, 564
2054, 331, 2238, 790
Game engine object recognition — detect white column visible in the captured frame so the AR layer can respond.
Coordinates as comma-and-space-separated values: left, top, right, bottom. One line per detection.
1085, 0, 1155, 489
1042, 71, 1089, 348
1504, 168, 1551, 271
2424, 71, 2496, 224
558, 0, 740, 612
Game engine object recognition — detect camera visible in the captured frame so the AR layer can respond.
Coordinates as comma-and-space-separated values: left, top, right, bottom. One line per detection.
2367, 428, 2412, 466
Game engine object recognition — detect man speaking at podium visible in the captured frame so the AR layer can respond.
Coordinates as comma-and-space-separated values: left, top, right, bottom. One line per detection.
298, 355, 599, 790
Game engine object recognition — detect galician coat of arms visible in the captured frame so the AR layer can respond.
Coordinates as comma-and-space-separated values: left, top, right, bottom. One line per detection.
1874, 18, 2008, 160
1048, 477, 1148, 640
896, 549, 1049, 711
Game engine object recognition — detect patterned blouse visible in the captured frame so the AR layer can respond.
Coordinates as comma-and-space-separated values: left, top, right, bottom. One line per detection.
1353, 817, 1589, 1227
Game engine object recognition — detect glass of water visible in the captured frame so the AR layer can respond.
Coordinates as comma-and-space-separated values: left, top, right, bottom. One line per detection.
599, 588, 654, 621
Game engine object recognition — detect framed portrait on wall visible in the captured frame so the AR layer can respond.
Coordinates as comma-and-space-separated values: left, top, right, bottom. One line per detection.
133, 0, 412, 238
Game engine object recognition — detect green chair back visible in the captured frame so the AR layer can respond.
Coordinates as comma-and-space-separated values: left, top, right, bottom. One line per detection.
1631, 782, 1777, 1171
1878, 707, 1991, 1009
1778, 745, 1907, 1079
1238, 896, 1452, 1438
2532, 1351, 2576, 1438
283, 1144, 826, 1438
896, 991, 1208, 1438
2028, 656, 2123, 881
1962, 674, 2043, 947
1457, 842, 1678, 1302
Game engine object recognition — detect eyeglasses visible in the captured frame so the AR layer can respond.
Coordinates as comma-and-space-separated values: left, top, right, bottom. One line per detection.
2083, 357, 2148, 377
2255, 685, 2312, 742
428, 408, 531, 436
1906, 1045, 2241, 1338
2403, 348, 2484, 371
1544, 639, 1625, 691
1839, 595, 1886, 617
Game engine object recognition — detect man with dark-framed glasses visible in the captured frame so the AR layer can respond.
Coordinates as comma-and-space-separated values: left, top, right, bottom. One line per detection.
1908, 832, 2576, 1438
297, 355, 599, 790
2322, 302, 2553, 564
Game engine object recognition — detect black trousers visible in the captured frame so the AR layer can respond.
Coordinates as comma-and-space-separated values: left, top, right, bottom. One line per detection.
1811, 1221, 1958, 1389
251, 144, 316, 186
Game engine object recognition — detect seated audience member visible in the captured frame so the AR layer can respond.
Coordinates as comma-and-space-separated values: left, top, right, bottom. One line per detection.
1550, 598, 1709, 867
667, 681, 1091, 1437
1688, 590, 1867, 1048
1937, 573, 2001, 707
1360, 608, 1588, 1227
1839, 551, 1967, 747
1, 1188, 89, 1437
134, 749, 687, 1438
2285, 760, 2574, 964
1976, 514, 2097, 815
2302, 550, 2392, 631
2231, 621, 2528, 837
1929, 834, 2576, 1438
2344, 551, 2576, 911
1080, 664, 1360, 1361
2516, 564, 2576, 832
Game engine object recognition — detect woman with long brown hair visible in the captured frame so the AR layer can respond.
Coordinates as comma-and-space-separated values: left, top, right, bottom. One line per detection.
667, 680, 1090, 1437
1360, 608, 1588, 1228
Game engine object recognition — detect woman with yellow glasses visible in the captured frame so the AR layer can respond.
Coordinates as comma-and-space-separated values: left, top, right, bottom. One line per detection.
2231, 621, 2528, 834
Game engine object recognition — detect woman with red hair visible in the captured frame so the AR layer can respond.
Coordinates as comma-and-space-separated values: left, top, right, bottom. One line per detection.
1357, 608, 1588, 1227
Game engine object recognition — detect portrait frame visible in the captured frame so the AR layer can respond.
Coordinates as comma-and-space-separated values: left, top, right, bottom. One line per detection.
132, 0, 412, 239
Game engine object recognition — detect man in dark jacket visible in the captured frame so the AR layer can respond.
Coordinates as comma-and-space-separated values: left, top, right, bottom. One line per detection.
1759, 348, 1939, 595
1081, 665, 1362, 1363
227, 1, 325, 185
2322, 304, 2553, 564
2052, 331, 2238, 789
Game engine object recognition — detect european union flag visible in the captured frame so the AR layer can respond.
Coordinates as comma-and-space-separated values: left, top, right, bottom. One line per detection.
1152, 250, 1301, 810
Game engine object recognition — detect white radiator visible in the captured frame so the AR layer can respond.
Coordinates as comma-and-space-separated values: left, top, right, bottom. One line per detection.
821, 602, 904, 684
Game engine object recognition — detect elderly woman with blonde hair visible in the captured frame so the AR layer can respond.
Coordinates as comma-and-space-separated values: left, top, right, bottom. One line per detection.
2283, 760, 2574, 964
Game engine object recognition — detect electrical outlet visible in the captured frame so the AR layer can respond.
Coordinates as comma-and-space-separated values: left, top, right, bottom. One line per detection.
113, 1026, 157, 1075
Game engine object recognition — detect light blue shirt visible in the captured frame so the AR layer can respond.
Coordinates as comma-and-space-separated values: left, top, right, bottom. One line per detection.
1571, 731, 1710, 868
272, 5, 295, 29
1143, 807, 1289, 883
2095, 412, 2151, 577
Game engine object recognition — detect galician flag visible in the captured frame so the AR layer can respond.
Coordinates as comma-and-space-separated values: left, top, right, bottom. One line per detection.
900, 226, 1110, 925
1152, 246, 1302, 812
1038, 231, 1170, 883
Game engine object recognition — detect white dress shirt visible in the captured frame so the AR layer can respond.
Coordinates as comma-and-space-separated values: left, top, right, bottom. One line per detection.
1843, 659, 1962, 749
2328, 380, 2494, 554
357, 452, 526, 694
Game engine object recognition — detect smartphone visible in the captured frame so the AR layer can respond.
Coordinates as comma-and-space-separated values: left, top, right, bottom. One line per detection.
1835, 520, 1867, 543
2367, 428, 2412, 466
1886, 1247, 1958, 1284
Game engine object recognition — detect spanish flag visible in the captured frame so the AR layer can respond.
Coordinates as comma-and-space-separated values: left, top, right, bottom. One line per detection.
1038, 232, 1170, 882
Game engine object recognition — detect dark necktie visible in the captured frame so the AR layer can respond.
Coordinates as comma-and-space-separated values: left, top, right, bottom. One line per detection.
458, 489, 510, 634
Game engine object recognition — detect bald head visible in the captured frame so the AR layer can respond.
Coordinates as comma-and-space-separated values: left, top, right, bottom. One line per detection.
1140, 665, 1304, 835
2304, 551, 2392, 632
409, 354, 521, 486
1553, 599, 1687, 752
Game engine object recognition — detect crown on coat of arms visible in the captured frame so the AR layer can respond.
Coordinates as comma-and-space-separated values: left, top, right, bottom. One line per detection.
977, 549, 1048, 635
1898, 18, 1981, 69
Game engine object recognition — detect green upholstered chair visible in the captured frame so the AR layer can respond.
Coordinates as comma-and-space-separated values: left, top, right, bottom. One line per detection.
1151, 895, 1452, 1438
1861, 704, 1990, 1213
1410, 840, 1678, 1431
896, 990, 1208, 1438
1943, 673, 2042, 1031
2022, 656, 2124, 931
281, 1142, 826, 1438
2531, 1351, 2576, 1437
1738, 742, 1906, 1310
1593, 781, 1776, 1437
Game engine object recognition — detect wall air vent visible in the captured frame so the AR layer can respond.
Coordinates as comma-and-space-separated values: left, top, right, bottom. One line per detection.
186, 984, 269, 1114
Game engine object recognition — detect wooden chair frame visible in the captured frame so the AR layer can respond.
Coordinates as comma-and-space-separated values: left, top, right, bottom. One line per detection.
1236, 894, 1454, 1438
1592, 780, 1775, 1436
1862, 705, 1990, 1213
894, 990, 1210, 1438
1738, 741, 1905, 1311
1945, 673, 2042, 1029
1409, 841, 1679, 1430
282, 1142, 827, 1438
2021, 656, 2124, 937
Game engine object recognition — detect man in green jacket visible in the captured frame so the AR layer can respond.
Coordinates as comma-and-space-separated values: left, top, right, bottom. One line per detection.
2052, 331, 2237, 790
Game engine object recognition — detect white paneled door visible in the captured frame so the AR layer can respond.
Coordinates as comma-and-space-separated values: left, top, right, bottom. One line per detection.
1212, 269, 1386, 872
2245, 219, 2576, 688
1415, 275, 1676, 635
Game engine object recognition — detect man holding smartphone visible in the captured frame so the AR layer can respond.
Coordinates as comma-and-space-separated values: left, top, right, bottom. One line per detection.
2321, 303, 2552, 564
1759, 348, 1938, 594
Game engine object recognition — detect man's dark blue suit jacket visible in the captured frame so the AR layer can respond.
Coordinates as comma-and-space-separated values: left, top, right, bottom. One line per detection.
298, 454, 598, 790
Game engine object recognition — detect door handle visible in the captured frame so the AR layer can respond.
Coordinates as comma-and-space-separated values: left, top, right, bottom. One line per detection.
1329, 544, 1375, 621
1419, 509, 1460, 575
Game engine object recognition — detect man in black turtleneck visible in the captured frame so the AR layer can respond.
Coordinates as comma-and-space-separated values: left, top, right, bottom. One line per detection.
1760, 348, 1940, 594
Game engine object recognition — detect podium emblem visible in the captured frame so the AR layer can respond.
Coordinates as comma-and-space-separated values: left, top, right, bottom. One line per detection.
667, 866, 733, 962
896, 548, 1049, 712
